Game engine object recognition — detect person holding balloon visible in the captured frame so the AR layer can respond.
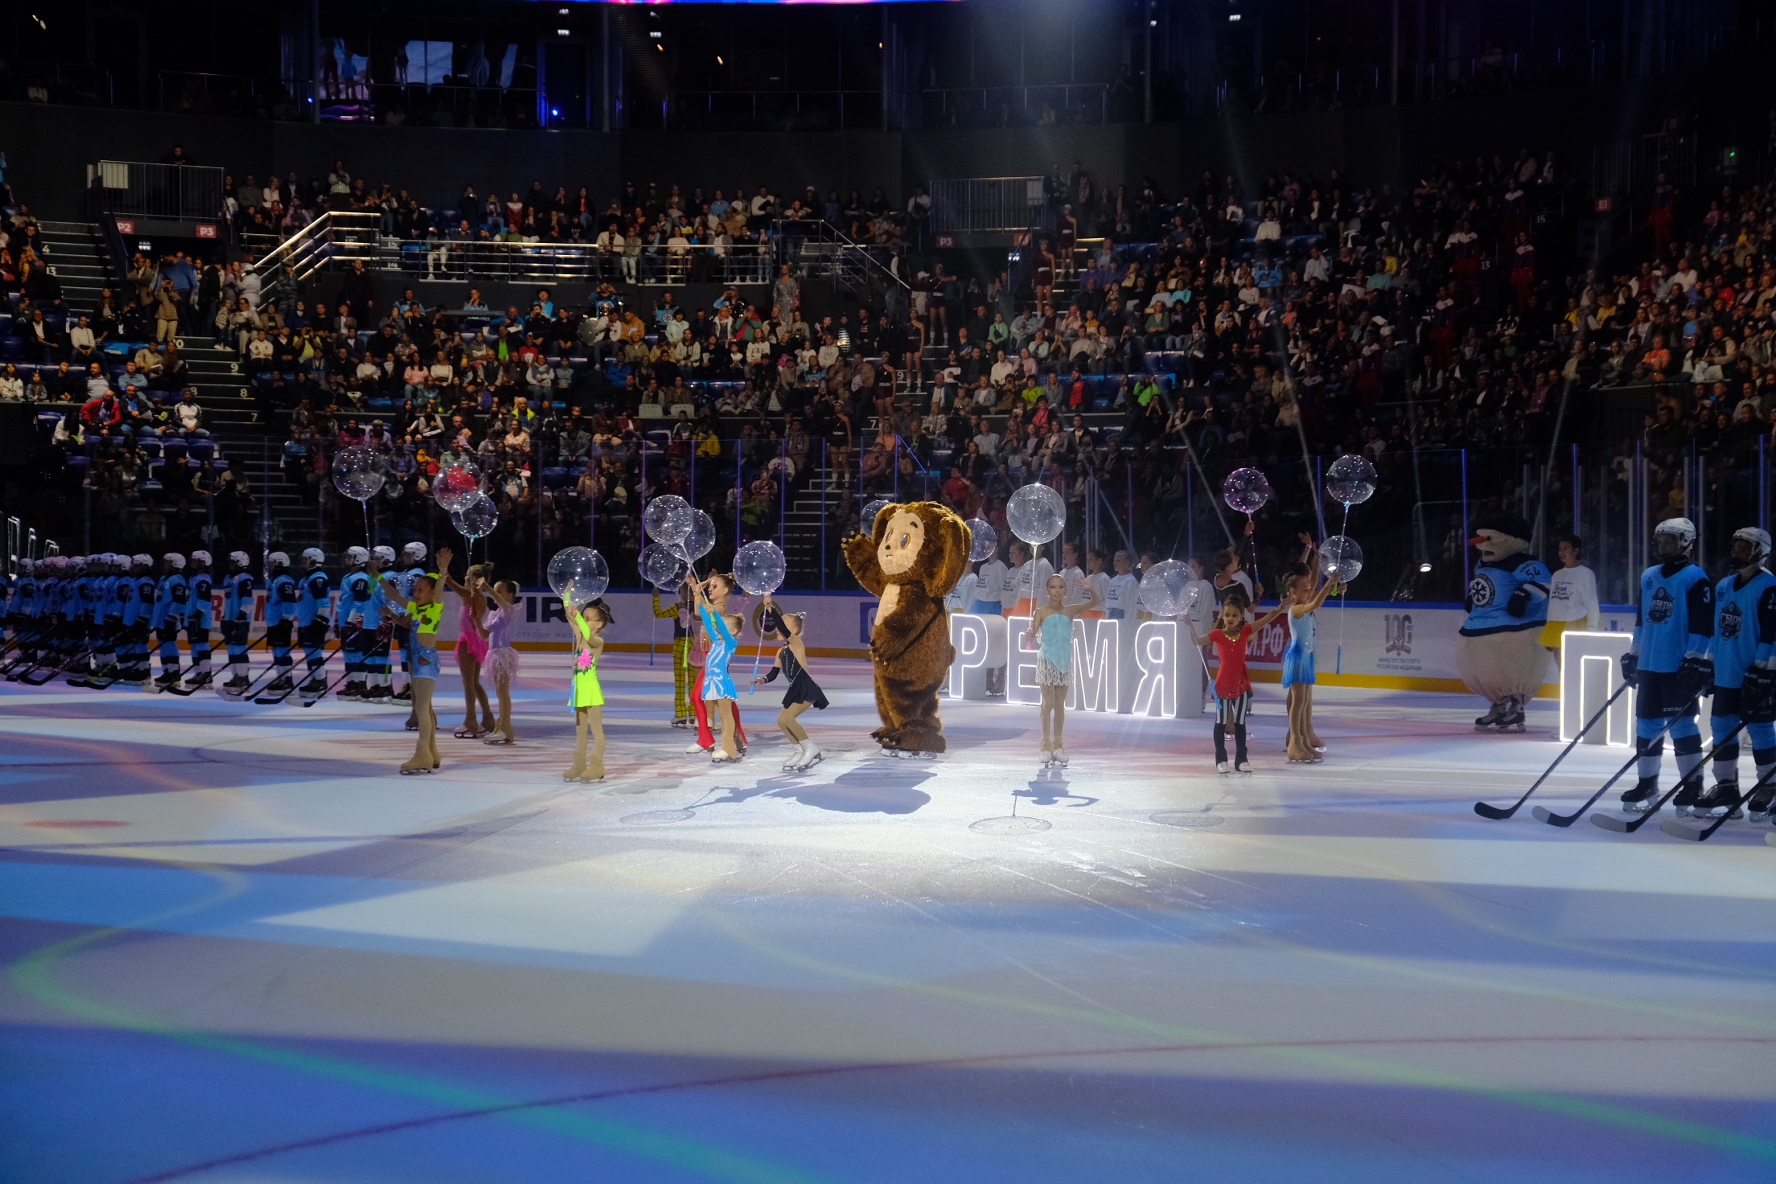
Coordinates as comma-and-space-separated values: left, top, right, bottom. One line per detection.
565, 599, 612, 782
1185, 588, 1291, 775
1280, 537, 1341, 764
478, 575, 522, 746
436, 557, 494, 739
691, 573, 745, 763
753, 595, 828, 772
1023, 572, 1103, 767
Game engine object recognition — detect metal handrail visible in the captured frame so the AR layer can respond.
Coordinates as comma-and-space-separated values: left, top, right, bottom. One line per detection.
775, 219, 909, 291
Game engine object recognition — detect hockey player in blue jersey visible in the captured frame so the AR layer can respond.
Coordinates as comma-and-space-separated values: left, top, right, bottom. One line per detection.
1681, 527, 1776, 821
121, 554, 157, 685
220, 551, 257, 694
295, 548, 333, 696
1619, 517, 1715, 811
185, 550, 215, 688
363, 546, 396, 701
264, 552, 299, 694
1457, 512, 1552, 733
336, 547, 377, 702
151, 553, 189, 689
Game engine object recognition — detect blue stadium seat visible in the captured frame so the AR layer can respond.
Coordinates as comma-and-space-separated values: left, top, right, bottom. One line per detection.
188, 440, 214, 462
541, 467, 568, 490
67, 455, 89, 475
137, 439, 161, 458
162, 440, 188, 462
0, 337, 24, 361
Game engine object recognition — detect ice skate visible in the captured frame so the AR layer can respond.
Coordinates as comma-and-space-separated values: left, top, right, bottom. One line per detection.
1692, 783, 1743, 820
1236, 760, 1254, 774
398, 756, 436, 775
1473, 700, 1508, 732
1052, 747, 1068, 767
670, 716, 691, 729
1216, 760, 1231, 775
392, 687, 413, 704
796, 744, 823, 771
1495, 699, 1527, 733
684, 741, 709, 755
783, 742, 807, 772
338, 681, 366, 702
268, 674, 295, 694
1621, 777, 1660, 812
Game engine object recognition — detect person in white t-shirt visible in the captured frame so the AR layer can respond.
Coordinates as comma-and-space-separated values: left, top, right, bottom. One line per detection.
1133, 550, 1163, 620
1104, 551, 1141, 619
1005, 540, 1055, 617
1058, 542, 1088, 606
945, 562, 979, 615
972, 543, 1010, 695
1083, 548, 1111, 618
1541, 534, 1600, 665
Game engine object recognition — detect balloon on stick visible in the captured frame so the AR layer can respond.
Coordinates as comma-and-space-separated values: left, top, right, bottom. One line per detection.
547, 547, 609, 608
735, 540, 788, 690
1221, 466, 1271, 591
680, 509, 716, 564
862, 499, 894, 534
332, 446, 386, 548
643, 495, 694, 545
641, 542, 690, 590
965, 517, 998, 563
1006, 484, 1065, 545
434, 461, 484, 513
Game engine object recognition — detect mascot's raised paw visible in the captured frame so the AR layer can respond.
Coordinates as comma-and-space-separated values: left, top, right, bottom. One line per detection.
845, 501, 971, 758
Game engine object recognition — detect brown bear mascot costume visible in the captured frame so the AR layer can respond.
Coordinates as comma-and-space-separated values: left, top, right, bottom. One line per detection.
844, 501, 971, 756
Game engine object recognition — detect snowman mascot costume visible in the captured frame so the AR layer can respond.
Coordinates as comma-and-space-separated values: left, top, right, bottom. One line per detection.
1457, 511, 1552, 732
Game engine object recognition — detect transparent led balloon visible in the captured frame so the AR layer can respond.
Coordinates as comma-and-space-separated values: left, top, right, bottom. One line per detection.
641, 543, 690, 590
331, 446, 386, 502
965, 517, 998, 563
681, 509, 716, 561
1222, 467, 1273, 515
547, 546, 610, 606
643, 495, 694, 544
862, 499, 894, 533
734, 540, 786, 596
1006, 484, 1065, 545
1325, 454, 1378, 506
1321, 535, 1364, 583
1138, 558, 1194, 617
451, 495, 498, 541
433, 461, 484, 513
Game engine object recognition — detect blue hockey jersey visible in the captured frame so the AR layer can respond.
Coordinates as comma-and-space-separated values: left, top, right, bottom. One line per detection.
154, 575, 188, 629
1708, 569, 1776, 687
189, 572, 214, 628
296, 571, 332, 627
339, 570, 377, 626
1461, 554, 1552, 636
268, 573, 299, 622
1632, 560, 1714, 673
222, 573, 255, 622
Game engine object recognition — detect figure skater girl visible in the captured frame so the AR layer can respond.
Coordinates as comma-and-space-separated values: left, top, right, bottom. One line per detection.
1280, 541, 1340, 763
684, 572, 749, 756
382, 547, 447, 775
438, 557, 493, 738
752, 595, 829, 771
1022, 572, 1103, 766
479, 576, 520, 745
566, 598, 610, 782
1185, 587, 1288, 774
692, 573, 745, 762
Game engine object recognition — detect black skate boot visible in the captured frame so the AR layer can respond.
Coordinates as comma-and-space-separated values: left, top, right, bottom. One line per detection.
1748, 783, 1776, 824
1495, 697, 1527, 733
1474, 700, 1508, 732
268, 673, 295, 694
1691, 781, 1744, 820
1621, 776, 1661, 812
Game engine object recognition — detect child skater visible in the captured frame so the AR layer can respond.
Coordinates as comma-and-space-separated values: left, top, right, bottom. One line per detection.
382, 548, 447, 775
692, 573, 744, 762
479, 576, 521, 745
1186, 588, 1288, 774
753, 595, 829, 771
684, 572, 749, 756
1280, 545, 1341, 763
565, 598, 611, 782
1022, 572, 1103, 766
438, 557, 493, 738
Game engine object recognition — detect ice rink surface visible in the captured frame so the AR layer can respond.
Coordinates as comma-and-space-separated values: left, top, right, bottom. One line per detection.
1, 652, 1772, 1183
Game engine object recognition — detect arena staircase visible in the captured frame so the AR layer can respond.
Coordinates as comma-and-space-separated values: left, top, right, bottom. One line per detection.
34, 220, 112, 310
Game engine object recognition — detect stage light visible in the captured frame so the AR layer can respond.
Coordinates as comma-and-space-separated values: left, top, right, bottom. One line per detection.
557, 28, 570, 36
716, 55, 724, 65
1419, 562, 1432, 572
649, 30, 662, 37
550, 107, 560, 117
1229, 13, 1241, 20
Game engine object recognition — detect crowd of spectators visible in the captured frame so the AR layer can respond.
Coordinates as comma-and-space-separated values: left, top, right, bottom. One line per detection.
10, 142, 1775, 591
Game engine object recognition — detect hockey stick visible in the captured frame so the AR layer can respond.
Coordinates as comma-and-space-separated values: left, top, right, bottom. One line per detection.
1474, 682, 1633, 819
161, 633, 261, 696
20, 629, 103, 685
1659, 759, 1776, 841
1530, 689, 1708, 827
1591, 720, 1747, 833
298, 633, 393, 708
254, 641, 343, 705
